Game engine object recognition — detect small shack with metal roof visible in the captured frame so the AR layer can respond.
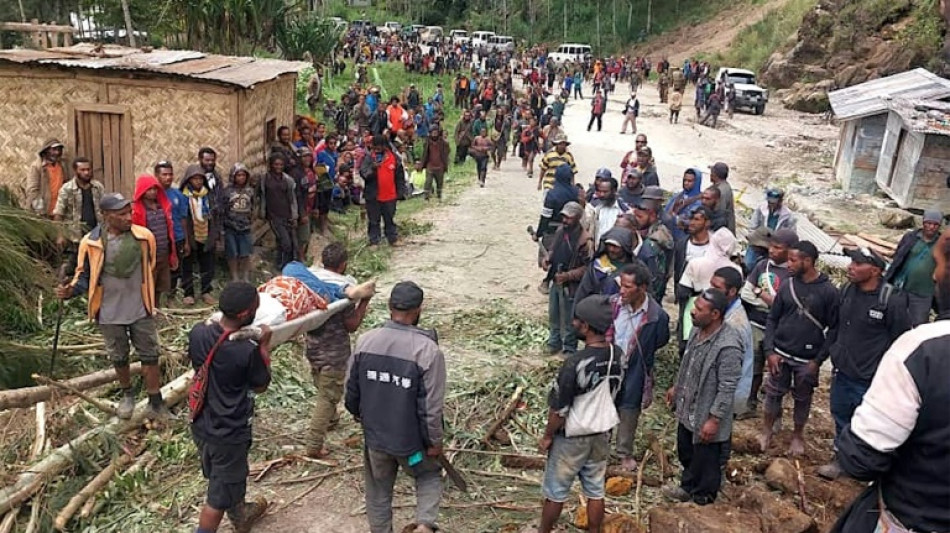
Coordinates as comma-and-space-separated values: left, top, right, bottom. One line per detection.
828, 68, 950, 203
0, 44, 308, 198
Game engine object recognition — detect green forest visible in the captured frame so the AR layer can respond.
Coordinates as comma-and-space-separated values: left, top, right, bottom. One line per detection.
1, 0, 759, 55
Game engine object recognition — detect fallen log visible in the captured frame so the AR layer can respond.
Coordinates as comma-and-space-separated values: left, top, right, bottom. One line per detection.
0, 364, 143, 411
0, 300, 353, 412
0, 302, 354, 513
481, 385, 525, 447
500, 453, 662, 486
53, 449, 138, 530
0, 370, 192, 515
31, 375, 118, 416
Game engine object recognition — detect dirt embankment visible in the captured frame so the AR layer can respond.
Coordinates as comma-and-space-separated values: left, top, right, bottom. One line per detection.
763, 0, 949, 112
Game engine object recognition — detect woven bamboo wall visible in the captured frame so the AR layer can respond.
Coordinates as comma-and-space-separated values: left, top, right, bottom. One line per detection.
108, 85, 234, 187
240, 75, 297, 177
0, 75, 99, 197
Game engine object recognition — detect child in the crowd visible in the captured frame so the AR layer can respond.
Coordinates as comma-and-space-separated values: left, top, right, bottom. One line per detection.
221, 163, 255, 283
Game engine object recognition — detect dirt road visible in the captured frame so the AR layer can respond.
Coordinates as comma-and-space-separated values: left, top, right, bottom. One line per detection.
254, 78, 852, 532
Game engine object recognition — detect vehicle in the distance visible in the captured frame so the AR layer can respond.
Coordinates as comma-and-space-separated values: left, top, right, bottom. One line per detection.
420, 25, 443, 42
487, 35, 514, 53
716, 67, 769, 115
471, 30, 495, 49
548, 43, 592, 65
449, 29, 468, 44
349, 19, 374, 35
384, 21, 402, 32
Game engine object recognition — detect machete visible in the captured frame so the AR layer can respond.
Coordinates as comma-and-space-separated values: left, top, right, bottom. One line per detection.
437, 454, 468, 493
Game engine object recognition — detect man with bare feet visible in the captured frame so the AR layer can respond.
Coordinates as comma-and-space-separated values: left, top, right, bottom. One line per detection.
758, 241, 838, 456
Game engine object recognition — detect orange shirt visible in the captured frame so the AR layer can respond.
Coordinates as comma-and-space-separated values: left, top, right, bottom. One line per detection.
46, 162, 64, 215
387, 105, 404, 133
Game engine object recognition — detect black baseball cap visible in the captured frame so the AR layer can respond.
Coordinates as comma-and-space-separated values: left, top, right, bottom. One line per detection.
99, 193, 131, 211
846, 247, 887, 269
573, 294, 613, 332
389, 281, 424, 310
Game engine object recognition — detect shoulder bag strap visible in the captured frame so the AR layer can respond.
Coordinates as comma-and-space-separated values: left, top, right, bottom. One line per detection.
788, 279, 827, 337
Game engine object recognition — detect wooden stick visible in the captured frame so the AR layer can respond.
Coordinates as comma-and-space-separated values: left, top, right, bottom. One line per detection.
31, 375, 118, 416
53, 451, 137, 530
0, 511, 17, 533
276, 477, 326, 511
30, 403, 46, 461
0, 364, 143, 410
634, 449, 652, 525
459, 468, 540, 484
650, 438, 669, 479
794, 459, 808, 513
0, 370, 193, 514
270, 465, 361, 485
481, 385, 524, 447
445, 447, 545, 459
23, 493, 40, 533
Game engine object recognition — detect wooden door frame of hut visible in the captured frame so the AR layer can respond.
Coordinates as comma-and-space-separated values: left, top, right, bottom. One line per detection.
66, 103, 133, 196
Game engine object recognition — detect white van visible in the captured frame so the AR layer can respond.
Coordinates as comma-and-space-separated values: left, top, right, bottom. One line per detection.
549, 43, 592, 65
488, 35, 514, 53
471, 30, 495, 49
449, 29, 468, 44
421, 25, 443, 42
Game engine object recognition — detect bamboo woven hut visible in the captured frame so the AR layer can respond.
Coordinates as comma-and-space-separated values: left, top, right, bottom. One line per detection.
0, 44, 308, 199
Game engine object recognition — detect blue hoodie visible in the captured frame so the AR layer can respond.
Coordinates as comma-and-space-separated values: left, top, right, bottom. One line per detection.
663, 167, 703, 241
536, 164, 577, 237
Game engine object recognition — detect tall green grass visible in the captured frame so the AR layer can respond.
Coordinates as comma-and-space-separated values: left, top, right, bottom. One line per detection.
714, 0, 817, 73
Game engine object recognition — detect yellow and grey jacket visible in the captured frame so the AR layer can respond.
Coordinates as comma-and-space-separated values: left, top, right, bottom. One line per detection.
67, 225, 157, 321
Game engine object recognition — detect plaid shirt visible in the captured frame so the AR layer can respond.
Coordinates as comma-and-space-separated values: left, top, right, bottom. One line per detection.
52, 177, 104, 242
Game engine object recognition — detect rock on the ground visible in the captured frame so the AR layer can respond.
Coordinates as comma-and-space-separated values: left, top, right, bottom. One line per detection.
776, 81, 834, 114
606, 476, 633, 496
879, 208, 916, 229
603, 513, 639, 533
765, 458, 799, 495
736, 486, 817, 533
648, 503, 762, 532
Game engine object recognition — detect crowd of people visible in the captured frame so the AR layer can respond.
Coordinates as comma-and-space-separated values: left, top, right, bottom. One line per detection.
21, 37, 950, 533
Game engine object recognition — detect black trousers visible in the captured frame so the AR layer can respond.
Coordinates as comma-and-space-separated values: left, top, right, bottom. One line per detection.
269, 218, 296, 269
366, 199, 397, 245
455, 144, 469, 165
587, 113, 603, 131
677, 423, 722, 505
181, 240, 215, 297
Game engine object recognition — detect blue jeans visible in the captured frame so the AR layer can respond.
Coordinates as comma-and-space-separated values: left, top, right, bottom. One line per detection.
830, 370, 871, 447
547, 283, 577, 354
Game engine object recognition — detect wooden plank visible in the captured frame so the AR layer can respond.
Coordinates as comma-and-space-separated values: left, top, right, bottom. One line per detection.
856, 233, 897, 250
121, 111, 134, 197
101, 114, 115, 193
76, 75, 233, 95
845, 234, 895, 257
70, 103, 128, 115
66, 104, 77, 163
0, 22, 76, 33
89, 113, 104, 188
110, 114, 122, 193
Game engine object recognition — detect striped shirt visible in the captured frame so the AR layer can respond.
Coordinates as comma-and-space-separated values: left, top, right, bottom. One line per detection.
539, 150, 577, 190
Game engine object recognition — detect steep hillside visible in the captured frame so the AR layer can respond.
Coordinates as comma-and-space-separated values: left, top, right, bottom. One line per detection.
632, 0, 948, 113
761, 0, 948, 111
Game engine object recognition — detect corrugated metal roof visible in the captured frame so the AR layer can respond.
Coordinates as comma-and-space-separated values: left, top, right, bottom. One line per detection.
828, 68, 950, 120
0, 44, 308, 89
889, 98, 950, 137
